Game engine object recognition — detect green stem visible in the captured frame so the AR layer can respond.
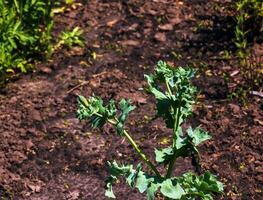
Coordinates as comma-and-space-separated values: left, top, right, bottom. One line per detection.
105, 116, 161, 178
165, 80, 173, 97
87, 100, 161, 177
165, 153, 178, 178
166, 106, 181, 178
122, 129, 161, 178
172, 108, 179, 147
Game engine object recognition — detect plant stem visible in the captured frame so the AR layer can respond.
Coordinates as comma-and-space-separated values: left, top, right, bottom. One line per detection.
122, 129, 161, 178
165, 80, 173, 97
87, 103, 161, 177
105, 116, 161, 178
165, 153, 178, 178
166, 106, 181, 178
172, 107, 179, 148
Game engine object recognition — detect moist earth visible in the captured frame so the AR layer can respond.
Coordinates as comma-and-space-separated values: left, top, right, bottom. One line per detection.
0, 1, 262, 200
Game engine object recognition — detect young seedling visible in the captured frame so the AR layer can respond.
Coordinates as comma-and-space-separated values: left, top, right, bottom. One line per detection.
77, 61, 224, 200
55, 27, 85, 50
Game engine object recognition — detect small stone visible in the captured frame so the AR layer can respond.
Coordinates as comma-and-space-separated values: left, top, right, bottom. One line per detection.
154, 32, 166, 42
39, 66, 52, 74
158, 23, 173, 31
28, 184, 41, 193
229, 104, 241, 114
120, 40, 140, 46
30, 109, 42, 122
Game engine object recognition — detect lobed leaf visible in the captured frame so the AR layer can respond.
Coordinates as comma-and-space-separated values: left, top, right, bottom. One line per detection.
105, 161, 223, 200
187, 127, 211, 146
116, 99, 136, 135
177, 172, 224, 199
155, 147, 173, 164
160, 179, 185, 199
145, 61, 197, 129
77, 95, 117, 128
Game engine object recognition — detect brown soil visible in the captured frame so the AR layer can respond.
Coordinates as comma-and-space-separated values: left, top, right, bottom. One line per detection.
0, 1, 262, 200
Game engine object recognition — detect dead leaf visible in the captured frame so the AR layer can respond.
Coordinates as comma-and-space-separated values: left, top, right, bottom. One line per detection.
39, 66, 52, 74
229, 104, 241, 114
67, 46, 84, 56
230, 70, 239, 77
30, 108, 42, 122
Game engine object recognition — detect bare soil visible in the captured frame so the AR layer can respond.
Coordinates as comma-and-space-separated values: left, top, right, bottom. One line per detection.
0, 1, 262, 200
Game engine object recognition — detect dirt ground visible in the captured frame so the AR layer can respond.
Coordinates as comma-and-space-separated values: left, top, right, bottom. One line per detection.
0, 0, 262, 199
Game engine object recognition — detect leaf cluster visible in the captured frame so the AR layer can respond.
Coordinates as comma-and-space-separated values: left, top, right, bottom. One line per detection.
155, 127, 211, 166
145, 61, 196, 128
105, 161, 223, 200
77, 96, 135, 135
0, 0, 85, 75
0, 0, 54, 73
234, 0, 262, 56
56, 27, 85, 49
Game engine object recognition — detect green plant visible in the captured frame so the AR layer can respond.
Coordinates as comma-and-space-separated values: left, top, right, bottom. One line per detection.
234, 0, 262, 57
233, 0, 263, 93
55, 27, 84, 50
65, 0, 74, 4
234, 12, 248, 59
0, 0, 85, 75
0, 0, 55, 73
77, 61, 224, 200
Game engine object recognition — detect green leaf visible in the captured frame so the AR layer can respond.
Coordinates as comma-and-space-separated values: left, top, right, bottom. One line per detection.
108, 161, 132, 177
144, 61, 197, 129
155, 147, 173, 164
177, 172, 224, 198
127, 163, 142, 187
175, 127, 185, 150
105, 161, 133, 198
187, 127, 211, 146
105, 161, 165, 200
116, 99, 136, 135
160, 179, 185, 199
135, 171, 149, 193
145, 74, 168, 100
202, 194, 213, 200
105, 178, 116, 198
201, 172, 224, 193
146, 182, 160, 200
155, 60, 174, 81
77, 95, 117, 128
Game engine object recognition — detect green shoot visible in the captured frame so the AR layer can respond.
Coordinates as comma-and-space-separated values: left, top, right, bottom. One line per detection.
55, 27, 85, 50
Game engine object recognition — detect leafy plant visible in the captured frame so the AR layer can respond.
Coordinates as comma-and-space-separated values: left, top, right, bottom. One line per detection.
0, 0, 85, 75
54, 27, 84, 50
77, 61, 224, 200
234, 0, 262, 55
65, 0, 74, 4
0, 0, 54, 73
234, 0, 262, 56
233, 0, 263, 93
